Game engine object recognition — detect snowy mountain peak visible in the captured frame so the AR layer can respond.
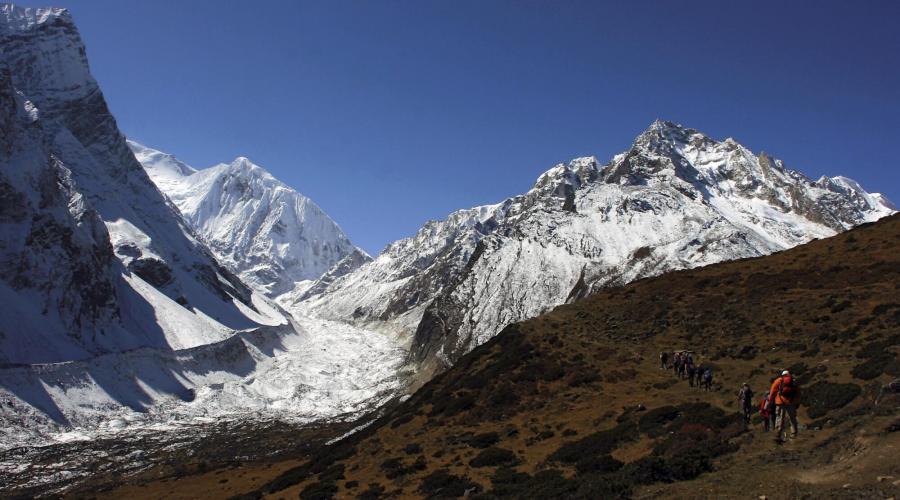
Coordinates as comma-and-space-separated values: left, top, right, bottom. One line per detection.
298, 121, 894, 372
0, 4, 291, 364
0, 3, 69, 34
127, 140, 196, 193
131, 142, 360, 296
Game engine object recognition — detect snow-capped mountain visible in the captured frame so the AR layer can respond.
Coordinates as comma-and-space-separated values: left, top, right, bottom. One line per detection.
0, 5, 292, 365
296, 120, 895, 372
129, 141, 364, 297
0, 5, 402, 450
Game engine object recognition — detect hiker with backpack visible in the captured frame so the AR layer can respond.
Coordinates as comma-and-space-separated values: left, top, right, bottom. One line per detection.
687, 364, 696, 387
759, 395, 772, 431
701, 367, 713, 391
767, 370, 800, 444
738, 383, 754, 423
659, 351, 669, 370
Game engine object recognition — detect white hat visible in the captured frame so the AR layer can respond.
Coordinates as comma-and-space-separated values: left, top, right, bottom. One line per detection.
781, 370, 790, 376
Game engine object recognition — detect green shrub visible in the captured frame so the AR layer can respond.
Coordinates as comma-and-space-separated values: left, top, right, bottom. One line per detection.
574, 454, 623, 474
638, 406, 681, 436
299, 481, 338, 500
469, 431, 500, 448
390, 414, 413, 428
548, 426, 627, 464
318, 463, 344, 483
804, 381, 862, 418
852, 354, 900, 380
419, 469, 479, 498
469, 447, 519, 468
380, 456, 421, 479
357, 483, 385, 500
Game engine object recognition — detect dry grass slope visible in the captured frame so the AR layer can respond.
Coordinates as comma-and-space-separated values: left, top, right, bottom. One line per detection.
94, 214, 900, 499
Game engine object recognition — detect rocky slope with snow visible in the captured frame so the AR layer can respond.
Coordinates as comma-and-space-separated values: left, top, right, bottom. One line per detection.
0, 4, 294, 365
129, 141, 363, 297
0, 4, 407, 454
296, 120, 895, 372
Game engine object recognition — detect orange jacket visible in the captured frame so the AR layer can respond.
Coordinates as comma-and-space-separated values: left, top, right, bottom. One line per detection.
769, 376, 798, 406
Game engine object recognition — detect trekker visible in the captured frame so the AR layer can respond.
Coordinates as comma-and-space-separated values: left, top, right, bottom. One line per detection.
768, 370, 800, 444
702, 367, 713, 391
659, 351, 669, 370
738, 383, 754, 423
759, 395, 771, 431
687, 364, 696, 387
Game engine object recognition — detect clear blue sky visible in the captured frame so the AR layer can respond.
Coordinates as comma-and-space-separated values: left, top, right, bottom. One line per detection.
22, 0, 900, 254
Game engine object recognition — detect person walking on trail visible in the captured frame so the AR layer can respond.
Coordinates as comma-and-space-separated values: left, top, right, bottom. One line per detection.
759, 395, 772, 431
738, 383, 754, 423
659, 351, 669, 370
702, 367, 713, 391
687, 364, 696, 387
768, 370, 800, 444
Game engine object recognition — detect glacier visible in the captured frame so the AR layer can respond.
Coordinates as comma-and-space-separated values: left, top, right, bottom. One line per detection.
0, 3, 897, 494
0, 3, 402, 460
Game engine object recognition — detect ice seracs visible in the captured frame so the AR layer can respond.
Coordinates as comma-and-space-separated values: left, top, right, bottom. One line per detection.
130, 141, 365, 297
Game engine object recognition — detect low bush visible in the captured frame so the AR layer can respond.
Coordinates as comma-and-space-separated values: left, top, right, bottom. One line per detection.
419, 469, 479, 498
299, 481, 338, 500
574, 454, 623, 474
548, 425, 630, 464
357, 483, 385, 500
469, 431, 500, 448
469, 447, 519, 468
638, 406, 681, 436
318, 463, 344, 483
390, 414, 413, 429
804, 381, 862, 418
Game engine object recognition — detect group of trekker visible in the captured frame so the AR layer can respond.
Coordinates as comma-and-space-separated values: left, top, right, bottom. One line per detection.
738, 370, 800, 444
660, 350, 800, 445
659, 350, 714, 391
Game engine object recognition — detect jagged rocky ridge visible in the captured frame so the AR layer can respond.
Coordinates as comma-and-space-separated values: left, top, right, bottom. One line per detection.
130, 141, 365, 297
0, 4, 291, 365
0, 5, 408, 451
296, 120, 895, 372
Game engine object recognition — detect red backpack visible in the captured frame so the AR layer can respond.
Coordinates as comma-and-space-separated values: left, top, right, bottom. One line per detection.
779, 375, 797, 398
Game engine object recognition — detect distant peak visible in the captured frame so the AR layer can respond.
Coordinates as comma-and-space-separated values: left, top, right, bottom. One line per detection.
230, 156, 259, 171
223, 155, 283, 183
0, 4, 71, 34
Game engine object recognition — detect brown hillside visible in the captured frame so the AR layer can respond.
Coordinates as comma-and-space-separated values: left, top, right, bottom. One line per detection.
97, 214, 900, 499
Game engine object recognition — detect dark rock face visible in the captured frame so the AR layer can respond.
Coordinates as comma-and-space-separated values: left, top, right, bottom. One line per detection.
0, 63, 119, 343
127, 258, 174, 288
0, 7, 274, 362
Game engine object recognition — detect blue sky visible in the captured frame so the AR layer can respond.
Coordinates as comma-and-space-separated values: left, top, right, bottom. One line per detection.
24, 0, 900, 254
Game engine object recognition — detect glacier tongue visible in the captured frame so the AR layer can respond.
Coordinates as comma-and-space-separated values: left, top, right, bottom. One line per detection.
0, 316, 407, 452
129, 141, 362, 297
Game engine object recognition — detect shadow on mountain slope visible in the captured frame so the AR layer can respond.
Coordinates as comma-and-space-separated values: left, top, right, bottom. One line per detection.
86, 214, 900, 499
